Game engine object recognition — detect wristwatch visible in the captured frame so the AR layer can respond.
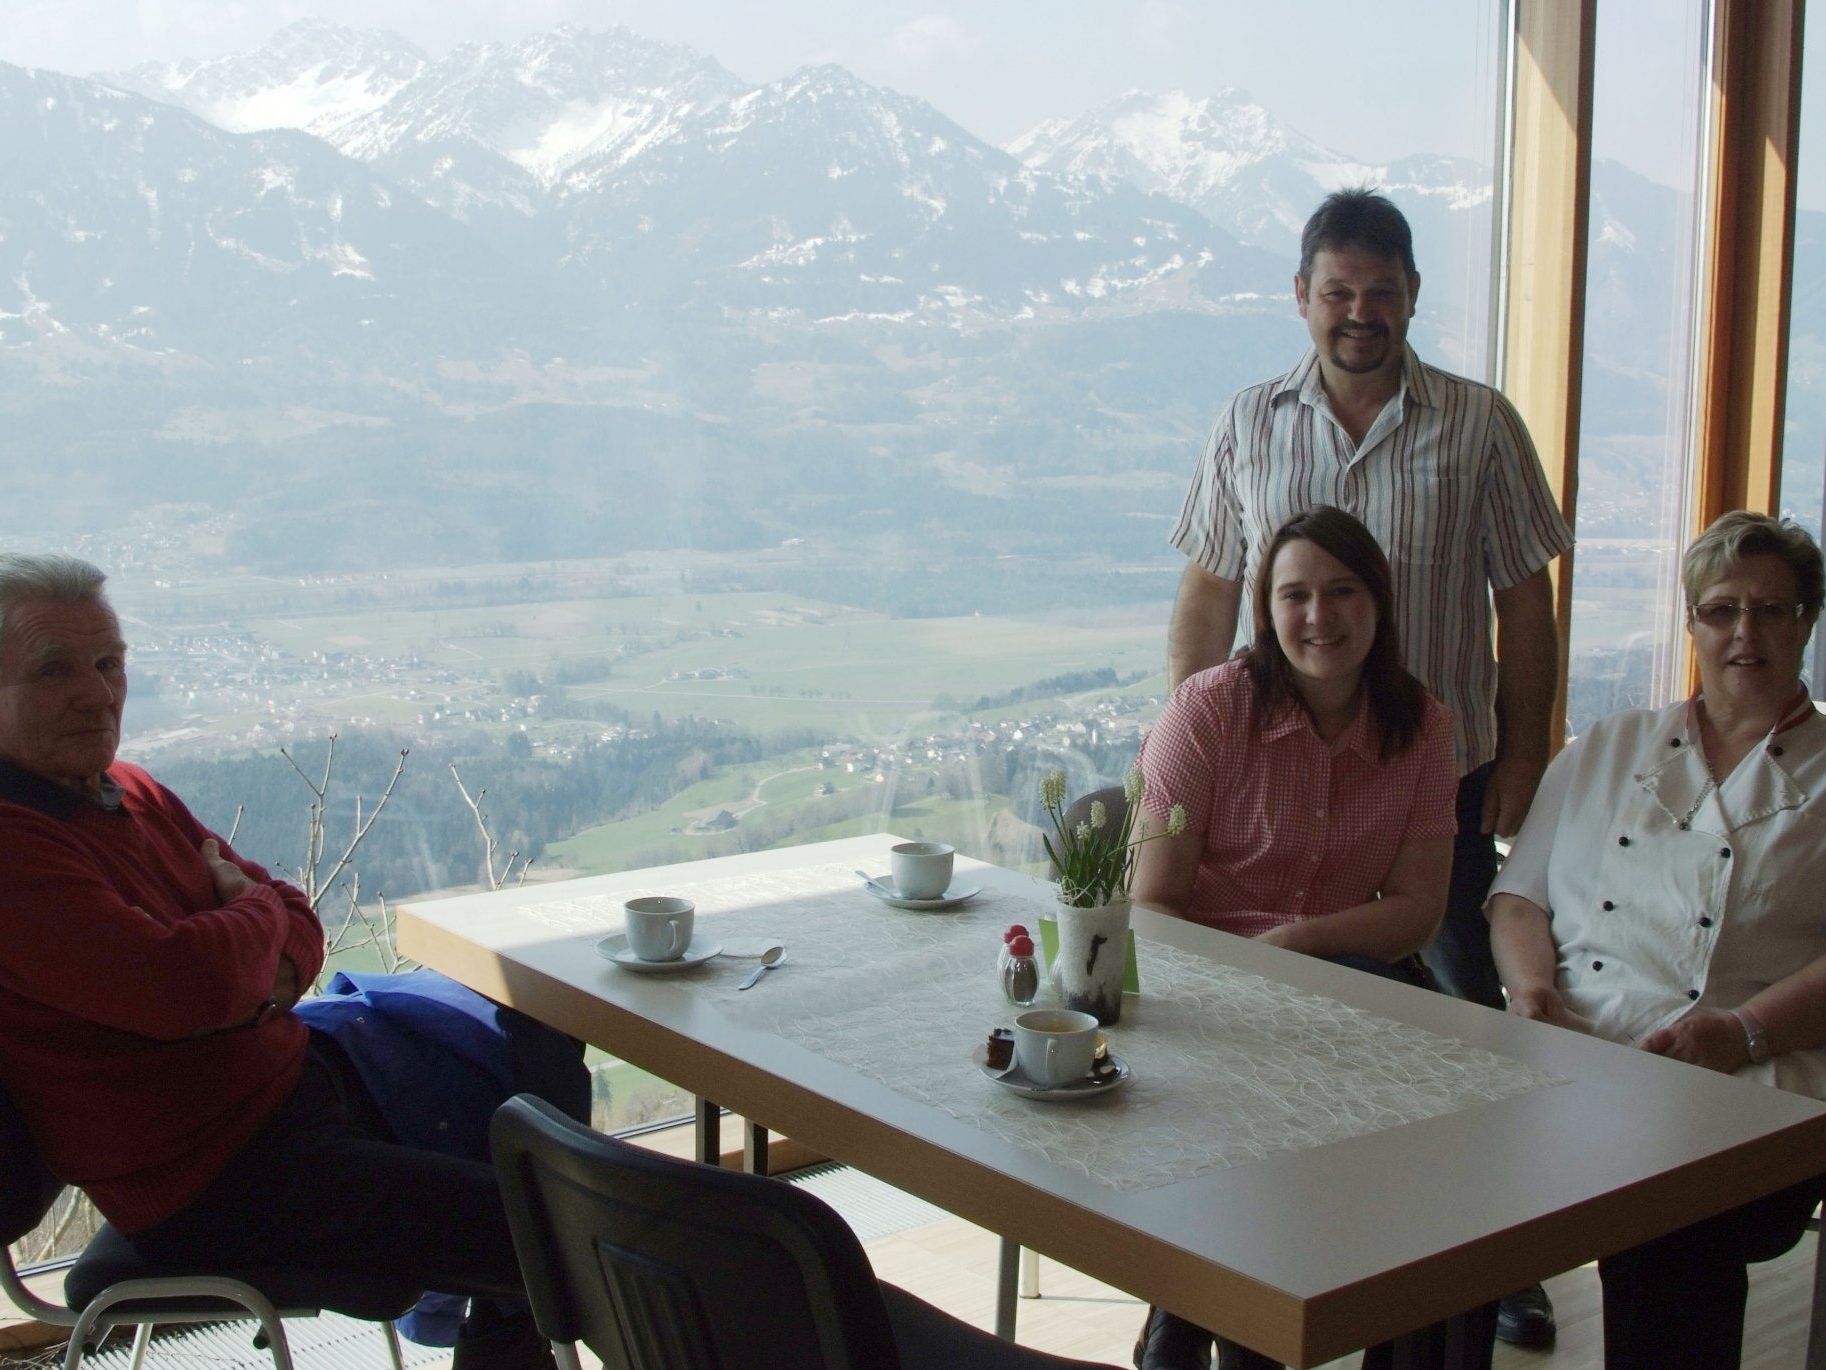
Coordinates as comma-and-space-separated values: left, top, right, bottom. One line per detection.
1731, 1007, 1772, 1065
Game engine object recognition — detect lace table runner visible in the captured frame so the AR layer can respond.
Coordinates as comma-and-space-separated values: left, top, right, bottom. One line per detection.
514, 862, 1564, 1193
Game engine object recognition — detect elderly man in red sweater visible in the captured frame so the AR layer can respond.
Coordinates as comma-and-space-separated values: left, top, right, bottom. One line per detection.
0, 552, 549, 1369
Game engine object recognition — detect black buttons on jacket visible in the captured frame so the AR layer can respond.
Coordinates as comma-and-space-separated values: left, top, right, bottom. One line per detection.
1601, 900, 1615, 911
1618, 835, 1631, 846
1592, 961, 1604, 971
1720, 847, 1732, 859
1688, 990, 1701, 1001
1699, 917, 1713, 928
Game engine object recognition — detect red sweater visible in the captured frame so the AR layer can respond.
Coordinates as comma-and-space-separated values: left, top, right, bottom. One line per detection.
0, 761, 325, 1232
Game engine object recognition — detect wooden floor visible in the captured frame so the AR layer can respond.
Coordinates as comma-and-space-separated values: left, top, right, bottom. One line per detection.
859, 1211, 1821, 1368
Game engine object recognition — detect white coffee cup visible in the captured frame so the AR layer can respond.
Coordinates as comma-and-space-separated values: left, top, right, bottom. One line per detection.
624, 896, 695, 962
890, 841, 955, 900
1012, 1008, 1098, 1087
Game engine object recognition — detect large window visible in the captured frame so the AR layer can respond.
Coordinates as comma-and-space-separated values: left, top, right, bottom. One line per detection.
2, 2, 1504, 1256
1778, 14, 1826, 694
1563, 0, 1711, 737
3, 5, 1502, 905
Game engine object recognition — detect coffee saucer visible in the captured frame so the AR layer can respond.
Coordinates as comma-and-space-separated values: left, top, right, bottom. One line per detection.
971, 1043, 1130, 1100
595, 934, 724, 972
862, 876, 982, 910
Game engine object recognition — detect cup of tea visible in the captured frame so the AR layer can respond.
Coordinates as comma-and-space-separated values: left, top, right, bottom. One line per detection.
1012, 1008, 1098, 1087
624, 896, 695, 962
891, 841, 955, 900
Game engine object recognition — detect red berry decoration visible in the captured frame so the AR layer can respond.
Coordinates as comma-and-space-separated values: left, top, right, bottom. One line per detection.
1007, 935, 1035, 957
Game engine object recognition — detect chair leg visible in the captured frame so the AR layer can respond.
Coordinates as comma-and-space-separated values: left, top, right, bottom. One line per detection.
259, 1318, 297, 1370
1807, 1217, 1826, 1370
61, 1325, 91, 1370
1019, 1245, 1040, 1298
65, 1305, 114, 1370
552, 1341, 586, 1370
383, 1320, 407, 1370
995, 1235, 1020, 1340
126, 1325, 154, 1370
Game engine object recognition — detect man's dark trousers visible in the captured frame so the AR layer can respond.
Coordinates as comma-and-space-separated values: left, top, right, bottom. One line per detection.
1423, 763, 1505, 1010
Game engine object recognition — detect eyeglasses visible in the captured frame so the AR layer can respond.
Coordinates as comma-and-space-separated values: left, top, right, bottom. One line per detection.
1687, 600, 1807, 630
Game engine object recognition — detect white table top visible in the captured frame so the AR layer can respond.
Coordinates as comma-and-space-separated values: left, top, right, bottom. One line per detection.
398, 835, 1826, 1366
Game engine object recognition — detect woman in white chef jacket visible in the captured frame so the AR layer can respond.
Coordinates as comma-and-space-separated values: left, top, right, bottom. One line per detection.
1488, 510, 1826, 1370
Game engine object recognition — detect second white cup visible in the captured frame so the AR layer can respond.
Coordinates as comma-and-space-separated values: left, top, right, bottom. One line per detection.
1012, 1008, 1099, 1087
624, 895, 695, 962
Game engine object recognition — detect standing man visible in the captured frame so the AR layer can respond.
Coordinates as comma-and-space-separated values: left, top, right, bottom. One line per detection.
1163, 189, 1572, 1358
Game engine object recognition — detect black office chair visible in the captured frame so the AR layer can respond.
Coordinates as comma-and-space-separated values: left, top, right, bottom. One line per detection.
0, 1082, 417, 1370
490, 1093, 1120, 1370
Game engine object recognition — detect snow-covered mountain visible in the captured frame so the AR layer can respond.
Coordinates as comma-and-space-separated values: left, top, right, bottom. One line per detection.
110, 21, 749, 219
13, 19, 1814, 572
109, 19, 426, 144
0, 61, 557, 359
1008, 87, 1494, 364
1009, 88, 1487, 252
555, 63, 1279, 319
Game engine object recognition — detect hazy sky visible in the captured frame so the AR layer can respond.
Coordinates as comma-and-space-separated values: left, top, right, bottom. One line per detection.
1, 0, 1821, 206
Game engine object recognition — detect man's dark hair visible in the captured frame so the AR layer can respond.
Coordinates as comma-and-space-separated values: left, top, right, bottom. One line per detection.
1297, 188, 1418, 281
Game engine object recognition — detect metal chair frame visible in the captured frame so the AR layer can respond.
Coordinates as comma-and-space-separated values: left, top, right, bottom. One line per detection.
1, 1085, 407, 1370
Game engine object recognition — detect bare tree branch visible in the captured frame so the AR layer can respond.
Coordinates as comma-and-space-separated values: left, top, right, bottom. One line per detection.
278, 736, 407, 911
450, 762, 525, 892
313, 748, 408, 905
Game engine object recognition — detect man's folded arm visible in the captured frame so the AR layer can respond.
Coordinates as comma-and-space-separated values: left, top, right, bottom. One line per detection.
205, 834, 326, 991
0, 823, 311, 1040
149, 773, 327, 988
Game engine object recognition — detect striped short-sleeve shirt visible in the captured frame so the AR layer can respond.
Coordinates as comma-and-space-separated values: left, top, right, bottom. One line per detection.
1170, 346, 1573, 776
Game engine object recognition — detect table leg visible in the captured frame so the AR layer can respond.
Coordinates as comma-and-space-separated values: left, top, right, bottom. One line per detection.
995, 1235, 1020, 1340
1020, 1245, 1040, 1298
694, 1096, 719, 1166
744, 1120, 770, 1176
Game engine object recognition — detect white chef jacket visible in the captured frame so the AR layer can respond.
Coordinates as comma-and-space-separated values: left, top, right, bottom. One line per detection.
1491, 697, 1826, 1099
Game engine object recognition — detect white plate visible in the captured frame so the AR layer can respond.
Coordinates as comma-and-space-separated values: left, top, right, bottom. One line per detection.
595, 933, 724, 972
972, 1044, 1131, 1100
862, 876, 982, 910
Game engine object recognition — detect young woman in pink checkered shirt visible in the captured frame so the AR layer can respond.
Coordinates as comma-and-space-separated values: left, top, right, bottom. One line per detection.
1128, 507, 1466, 1370
1133, 505, 1458, 969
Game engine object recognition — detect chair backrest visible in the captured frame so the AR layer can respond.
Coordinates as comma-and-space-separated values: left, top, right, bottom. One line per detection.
0, 1080, 63, 1248
491, 1094, 902, 1370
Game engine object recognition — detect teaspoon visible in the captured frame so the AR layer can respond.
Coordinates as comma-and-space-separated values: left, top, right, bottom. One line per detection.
738, 944, 788, 990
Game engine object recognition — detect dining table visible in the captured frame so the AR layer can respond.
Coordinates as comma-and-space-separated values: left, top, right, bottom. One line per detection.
396, 834, 1826, 1367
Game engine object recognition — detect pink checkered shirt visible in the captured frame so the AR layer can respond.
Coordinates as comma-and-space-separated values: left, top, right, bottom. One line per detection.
1140, 659, 1458, 937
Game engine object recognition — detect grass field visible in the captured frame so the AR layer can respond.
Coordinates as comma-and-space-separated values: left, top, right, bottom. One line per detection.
547, 751, 1022, 875
230, 586, 1170, 736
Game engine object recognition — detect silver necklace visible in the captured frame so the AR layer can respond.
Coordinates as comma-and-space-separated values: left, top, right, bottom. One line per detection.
1676, 776, 1715, 831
